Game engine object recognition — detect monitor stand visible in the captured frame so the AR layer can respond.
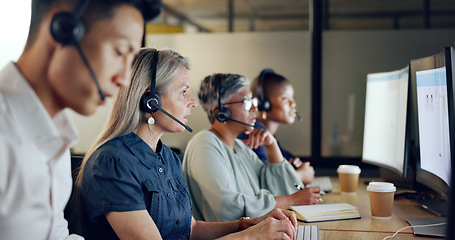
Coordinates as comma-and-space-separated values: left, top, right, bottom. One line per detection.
406, 217, 447, 238
378, 168, 414, 189
413, 199, 448, 217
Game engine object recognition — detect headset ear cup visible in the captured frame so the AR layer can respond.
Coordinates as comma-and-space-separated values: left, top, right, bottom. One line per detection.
258, 98, 271, 112
215, 107, 231, 123
50, 12, 85, 45
140, 93, 162, 113
257, 69, 274, 112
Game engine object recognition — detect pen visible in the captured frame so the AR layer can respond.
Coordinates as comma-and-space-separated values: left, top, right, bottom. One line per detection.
294, 183, 304, 190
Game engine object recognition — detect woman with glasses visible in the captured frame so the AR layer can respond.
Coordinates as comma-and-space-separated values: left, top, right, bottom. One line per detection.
182, 73, 321, 223
238, 69, 315, 185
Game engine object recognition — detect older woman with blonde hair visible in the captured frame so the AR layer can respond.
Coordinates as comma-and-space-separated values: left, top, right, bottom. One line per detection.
75, 48, 298, 240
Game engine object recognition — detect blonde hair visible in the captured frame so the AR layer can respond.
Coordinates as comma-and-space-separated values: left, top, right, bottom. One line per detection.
75, 48, 189, 187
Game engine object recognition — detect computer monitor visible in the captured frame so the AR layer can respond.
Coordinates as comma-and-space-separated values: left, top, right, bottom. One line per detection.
410, 47, 454, 202
405, 47, 455, 237
445, 46, 455, 239
362, 66, 410, 179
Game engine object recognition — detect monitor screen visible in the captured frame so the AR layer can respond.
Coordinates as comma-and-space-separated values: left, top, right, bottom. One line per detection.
410, 47, 454, 200
446, 46, 455, 240
362, 66, 409, 178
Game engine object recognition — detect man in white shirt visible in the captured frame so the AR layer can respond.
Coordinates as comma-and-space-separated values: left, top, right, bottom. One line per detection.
0, 0, 161, 239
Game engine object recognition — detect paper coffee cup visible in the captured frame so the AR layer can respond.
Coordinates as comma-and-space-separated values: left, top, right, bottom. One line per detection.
337, 165, 361, 195
367, 182, 396, 219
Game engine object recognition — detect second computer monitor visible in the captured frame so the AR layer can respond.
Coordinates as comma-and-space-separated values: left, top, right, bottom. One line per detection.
362, 66, 410, 178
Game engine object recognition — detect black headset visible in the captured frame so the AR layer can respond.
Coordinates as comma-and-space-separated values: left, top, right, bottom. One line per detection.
49, 0, 105, 101
139, 50, 193, 132
50, 0, 89, 46
257, 68, 275, 112
215, 77, 231, 123
213, 74, 257, 128
257, 69, 303, 122
140, 50, 161, 114
50, 0, 163, 44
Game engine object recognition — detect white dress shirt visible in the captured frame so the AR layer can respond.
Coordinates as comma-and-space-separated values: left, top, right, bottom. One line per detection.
0, 62, 83, 240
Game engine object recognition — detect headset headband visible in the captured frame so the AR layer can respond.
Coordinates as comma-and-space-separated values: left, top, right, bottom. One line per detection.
150, 50, 159, 96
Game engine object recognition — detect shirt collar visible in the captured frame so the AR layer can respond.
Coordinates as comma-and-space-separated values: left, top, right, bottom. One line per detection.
1, 62, 78, 159
120, 132, 164, 169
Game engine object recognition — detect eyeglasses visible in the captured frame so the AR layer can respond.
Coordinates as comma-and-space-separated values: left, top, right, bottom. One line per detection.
222, 98, 258, 111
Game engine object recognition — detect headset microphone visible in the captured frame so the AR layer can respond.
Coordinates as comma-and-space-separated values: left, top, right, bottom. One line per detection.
74, 43, 105, 101
227, 117, 258, 128
296, 111, 303, 122
145, 99, 193, 132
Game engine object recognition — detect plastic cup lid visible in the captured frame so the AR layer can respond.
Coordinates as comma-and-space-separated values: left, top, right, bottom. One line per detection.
337, 165, 361, 174
367, 182, 396, 192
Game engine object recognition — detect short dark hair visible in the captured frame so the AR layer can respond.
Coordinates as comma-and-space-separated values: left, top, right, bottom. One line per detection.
26, 0, 161, 47
252, 70, 289, 99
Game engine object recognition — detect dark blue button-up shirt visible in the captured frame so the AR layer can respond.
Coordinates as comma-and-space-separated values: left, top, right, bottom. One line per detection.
80, 132, 192, 240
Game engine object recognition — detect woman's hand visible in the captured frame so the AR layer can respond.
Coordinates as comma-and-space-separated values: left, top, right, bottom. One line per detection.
235, 208, 298, 240
239, 217, 296, 240
292, 187, 321, 205
215, 208, 297, 240
242, 128, 276, 149
288, 157, 303, 169
293, 160, 315, 185
250, 208, 298, 230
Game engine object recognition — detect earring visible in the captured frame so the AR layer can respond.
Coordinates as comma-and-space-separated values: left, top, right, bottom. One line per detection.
148, 116, 155, 125
262, 112, 267, 120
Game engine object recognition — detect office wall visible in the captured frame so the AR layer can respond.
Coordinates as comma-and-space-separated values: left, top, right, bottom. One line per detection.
67, 30, 455, 158
146, 31, 312, 155
69, 31, 312, 154
0, 0, 31, 69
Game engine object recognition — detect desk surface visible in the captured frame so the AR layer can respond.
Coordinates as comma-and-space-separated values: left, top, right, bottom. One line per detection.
300, 177, 441, 239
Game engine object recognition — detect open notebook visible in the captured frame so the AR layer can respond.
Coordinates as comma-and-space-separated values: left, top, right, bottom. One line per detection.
289, 203, 361, 223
